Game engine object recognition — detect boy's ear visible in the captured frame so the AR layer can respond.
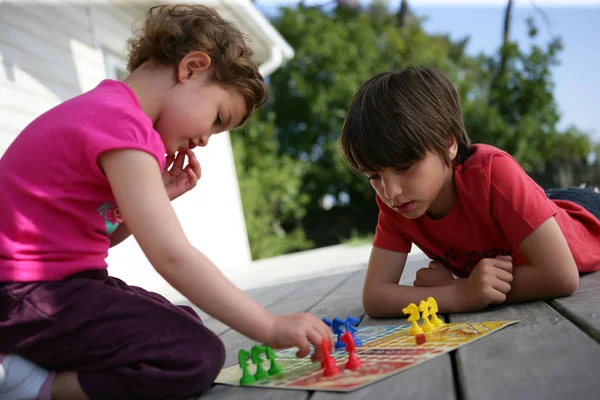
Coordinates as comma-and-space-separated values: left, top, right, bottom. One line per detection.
446, 134, 458, 162
177, 51, 212, 83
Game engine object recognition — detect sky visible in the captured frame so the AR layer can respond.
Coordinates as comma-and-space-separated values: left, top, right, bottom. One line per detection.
255, 0, 600, 140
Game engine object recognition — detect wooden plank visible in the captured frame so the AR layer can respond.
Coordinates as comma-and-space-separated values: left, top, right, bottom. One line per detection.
189, 277, 328, 336
204, 269, 366, 400
451, 301, 600, 400
219, 270, 363, 368
312, 315, 455, 400
308, 268, 366, 320
201, 385, 307, 400
550, 271, 600, 342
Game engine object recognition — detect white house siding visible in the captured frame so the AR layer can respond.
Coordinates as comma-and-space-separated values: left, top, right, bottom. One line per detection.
0, 0, 274, 296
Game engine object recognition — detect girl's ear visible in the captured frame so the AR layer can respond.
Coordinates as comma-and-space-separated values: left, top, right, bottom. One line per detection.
177, 51, 211, 83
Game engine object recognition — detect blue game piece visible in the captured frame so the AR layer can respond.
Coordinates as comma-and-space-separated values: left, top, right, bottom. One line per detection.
345, 316, 363, 346
331, 317, 347, 349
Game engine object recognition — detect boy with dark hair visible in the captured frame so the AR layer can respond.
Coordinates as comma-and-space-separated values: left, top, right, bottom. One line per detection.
339, 67, 600, 318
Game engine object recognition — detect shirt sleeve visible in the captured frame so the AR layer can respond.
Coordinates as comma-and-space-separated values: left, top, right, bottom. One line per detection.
80, 108, 166, 181
486, 152, 557, 248
372, 196, 412, 253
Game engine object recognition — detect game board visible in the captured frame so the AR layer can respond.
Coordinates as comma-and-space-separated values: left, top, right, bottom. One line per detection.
215, 319, 519, 392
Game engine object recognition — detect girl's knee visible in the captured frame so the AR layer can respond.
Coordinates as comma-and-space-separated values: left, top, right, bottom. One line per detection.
184, 328, 225, 393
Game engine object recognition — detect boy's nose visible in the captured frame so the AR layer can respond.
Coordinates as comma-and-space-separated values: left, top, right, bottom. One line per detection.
383, 180, 403, 200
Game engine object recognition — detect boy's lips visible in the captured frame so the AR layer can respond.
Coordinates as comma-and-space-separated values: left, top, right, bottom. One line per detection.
188, 139, 197, 149
394, 201, 414, 213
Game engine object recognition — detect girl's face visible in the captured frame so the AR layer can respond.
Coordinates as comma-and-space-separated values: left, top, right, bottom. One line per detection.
365, 142, 458, 220
156, 78, 247, 155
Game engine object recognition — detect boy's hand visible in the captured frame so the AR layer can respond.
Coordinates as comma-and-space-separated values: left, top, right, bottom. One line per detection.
462, 255, 513, 310
163, 149, 201, 201
414, 261, 455, 287
266, 313, 334, 363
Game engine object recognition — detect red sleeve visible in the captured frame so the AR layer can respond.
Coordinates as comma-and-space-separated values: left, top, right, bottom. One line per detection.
486, 152, 557, 247
372, 196, 412, 253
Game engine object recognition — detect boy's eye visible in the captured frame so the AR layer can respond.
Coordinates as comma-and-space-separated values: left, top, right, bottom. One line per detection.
396, 164, 413, 172
215, 113, 222, 125
367, 173, 380, 181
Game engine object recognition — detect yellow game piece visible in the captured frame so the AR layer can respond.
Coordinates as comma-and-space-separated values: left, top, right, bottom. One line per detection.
402, 303, 423, 335
418, 300, 435, 332
427, 297, 445, 328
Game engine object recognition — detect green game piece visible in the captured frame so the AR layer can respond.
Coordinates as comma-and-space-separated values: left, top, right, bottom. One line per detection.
251, 345, 269, 380
265, 346, 284, 376
238, 349, 256, 386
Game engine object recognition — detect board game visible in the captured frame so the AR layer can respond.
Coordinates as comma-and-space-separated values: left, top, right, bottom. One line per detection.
215, 319, 518, 392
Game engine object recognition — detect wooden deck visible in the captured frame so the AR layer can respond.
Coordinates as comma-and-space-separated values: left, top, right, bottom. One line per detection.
196, 268, 600, 400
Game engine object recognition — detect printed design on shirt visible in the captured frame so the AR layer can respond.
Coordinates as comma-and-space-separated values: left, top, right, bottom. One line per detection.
96, 201, 123, 236
433, 247, 514, 277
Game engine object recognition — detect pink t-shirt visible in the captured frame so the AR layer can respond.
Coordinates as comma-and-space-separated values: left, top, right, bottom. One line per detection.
0, 80, 166, 281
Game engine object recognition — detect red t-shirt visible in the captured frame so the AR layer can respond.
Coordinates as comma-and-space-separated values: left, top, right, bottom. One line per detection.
373, 144, 600, 277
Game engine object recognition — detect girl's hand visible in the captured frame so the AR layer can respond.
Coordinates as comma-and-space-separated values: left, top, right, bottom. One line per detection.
163, 149, 201, 201
266, 313, 334, 363
414, 261, 456, 287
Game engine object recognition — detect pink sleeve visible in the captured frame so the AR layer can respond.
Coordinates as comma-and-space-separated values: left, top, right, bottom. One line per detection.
81, 110, 165, 181
487, 152, 557, 247
372, 196, 412, 253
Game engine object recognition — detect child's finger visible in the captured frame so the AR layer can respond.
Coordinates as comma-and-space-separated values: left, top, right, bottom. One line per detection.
316, 320, 334, 351
186, 169, 198, 186
491, 259, 513, 272
172, 150, 186, 171
295, 338, 311, 359
165, 153, 175, 169
494, 268, 513, 283
186, 149, 202, 179
306, 330, 323, 360
492, 279, 511, 294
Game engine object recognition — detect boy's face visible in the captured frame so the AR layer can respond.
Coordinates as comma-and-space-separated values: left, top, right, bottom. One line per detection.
156, 78, 247, 155
365, 151, 455, 220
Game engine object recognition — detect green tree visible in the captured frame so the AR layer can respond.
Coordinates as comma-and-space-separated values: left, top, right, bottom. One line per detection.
234, 3, 596, 258
231, 112, 313, 259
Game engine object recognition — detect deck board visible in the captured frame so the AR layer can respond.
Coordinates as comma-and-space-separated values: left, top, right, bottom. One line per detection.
450, 300, 600, 400
550, 271, 600, 342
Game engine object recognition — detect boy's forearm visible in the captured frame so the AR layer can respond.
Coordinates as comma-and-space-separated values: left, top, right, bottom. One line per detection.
504, 264, 578, 303
156, 246, 275, 343
364, 283, 466, 317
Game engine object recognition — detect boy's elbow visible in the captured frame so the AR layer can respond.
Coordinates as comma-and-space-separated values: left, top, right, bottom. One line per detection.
362, 288, 385, 319
557, 272, 579, 297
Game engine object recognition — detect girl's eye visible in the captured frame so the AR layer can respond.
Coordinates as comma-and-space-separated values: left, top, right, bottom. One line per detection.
215, 114, 222, 125
367, 174, 380, 181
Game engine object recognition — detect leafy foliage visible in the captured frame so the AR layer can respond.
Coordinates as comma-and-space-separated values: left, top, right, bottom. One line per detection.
232, 3, 596, 259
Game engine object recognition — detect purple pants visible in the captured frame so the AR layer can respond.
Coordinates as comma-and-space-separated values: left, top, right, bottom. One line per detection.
0, 270, 225, 400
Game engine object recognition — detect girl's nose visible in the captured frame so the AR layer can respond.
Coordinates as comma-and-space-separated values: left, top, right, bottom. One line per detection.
198, 133, 211, 147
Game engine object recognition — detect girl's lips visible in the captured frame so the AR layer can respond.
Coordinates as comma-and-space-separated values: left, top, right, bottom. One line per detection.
394, 201, 414, 214
189, 139, 197, 149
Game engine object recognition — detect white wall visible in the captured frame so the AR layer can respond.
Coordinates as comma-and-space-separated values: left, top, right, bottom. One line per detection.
0, 0, 253, 296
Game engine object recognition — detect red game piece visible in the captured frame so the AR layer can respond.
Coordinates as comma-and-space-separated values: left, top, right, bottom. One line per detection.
415, 333, 427, 345
321, 338, 340, 377
340, 331, 362, 370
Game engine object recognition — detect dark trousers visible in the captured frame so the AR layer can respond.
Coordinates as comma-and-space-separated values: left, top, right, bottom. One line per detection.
0, 270, 225, 400
545, 186, 600, 220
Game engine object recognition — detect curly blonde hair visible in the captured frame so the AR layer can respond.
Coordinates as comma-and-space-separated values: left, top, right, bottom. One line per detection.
126, 4, 268, 124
